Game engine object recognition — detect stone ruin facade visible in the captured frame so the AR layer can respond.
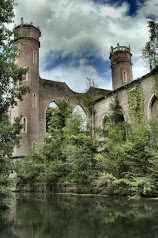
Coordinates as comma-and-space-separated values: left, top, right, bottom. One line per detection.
11, 19, 158, 158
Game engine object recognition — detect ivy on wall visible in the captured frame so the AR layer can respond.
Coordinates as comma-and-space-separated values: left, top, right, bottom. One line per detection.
127, 83, 144, 123
154, 75, 158, 97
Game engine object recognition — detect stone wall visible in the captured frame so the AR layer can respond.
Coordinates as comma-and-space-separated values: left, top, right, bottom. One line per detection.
93, 72, 158, 135
11, 20, 158, 158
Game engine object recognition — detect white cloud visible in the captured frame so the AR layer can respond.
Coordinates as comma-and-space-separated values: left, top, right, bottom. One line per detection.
14, 0, 132, 58
137, 0, 158, 18
40, 64, 111, 93
100, 2, 128, 18
133, 58, 149, 80
13, 0, 158, 91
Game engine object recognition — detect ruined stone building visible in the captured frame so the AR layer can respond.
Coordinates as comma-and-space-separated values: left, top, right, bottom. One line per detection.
11, 19, 158, 158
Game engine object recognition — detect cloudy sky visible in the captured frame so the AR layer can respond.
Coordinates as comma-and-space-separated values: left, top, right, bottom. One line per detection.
13, 0, 158, 92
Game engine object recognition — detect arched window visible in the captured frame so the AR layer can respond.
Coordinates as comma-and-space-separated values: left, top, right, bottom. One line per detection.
33, 93, 36, 108
73, 105, 87, 130
22, 117, 27, 133
33, 51, 37, 64
123, 70, 127, 82
32, 141, 36, 151
151, 96, 158, 119
46, 101, 57, 132
102, 115, 110, 130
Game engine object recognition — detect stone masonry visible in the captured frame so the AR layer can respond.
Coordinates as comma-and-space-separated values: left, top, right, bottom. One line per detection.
11, 19, 110, 158
11, 19, 158, 158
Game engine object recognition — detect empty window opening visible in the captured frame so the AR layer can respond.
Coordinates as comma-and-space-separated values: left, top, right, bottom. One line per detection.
46, 101, 57, 132
73, 105, 87, 130
33, 93, 36, 108
33, 51, 37, 64
23, 67, 29, 81
22, 117, 27, 133
123, 70, 127, 82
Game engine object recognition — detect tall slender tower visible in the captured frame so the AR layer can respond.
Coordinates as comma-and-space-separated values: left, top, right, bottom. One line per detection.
109, 43, 133, 90
12, 18, 41, 158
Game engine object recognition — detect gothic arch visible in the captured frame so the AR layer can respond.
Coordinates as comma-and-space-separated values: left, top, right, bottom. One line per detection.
148, 94, 158, 119
45, 100, 57, 132
102, 111, 125, 130
102, 114, 110, 131
73, 105, 87, 129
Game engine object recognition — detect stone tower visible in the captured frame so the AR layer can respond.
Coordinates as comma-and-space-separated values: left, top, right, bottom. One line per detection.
10, 19, 117, 159
12, 18, 41, 158
109, 43, 133, 90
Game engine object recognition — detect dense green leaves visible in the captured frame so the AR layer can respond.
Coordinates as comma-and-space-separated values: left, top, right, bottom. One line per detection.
142, 20, 158, 70
16, 98, 158, 198
0, 0, 29, 208
16, 99, 97, 189
127, 84, 144, 123
96, 119, 158, 198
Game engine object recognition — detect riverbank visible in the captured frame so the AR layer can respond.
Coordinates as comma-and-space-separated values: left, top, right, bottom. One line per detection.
14, 182, 158, 200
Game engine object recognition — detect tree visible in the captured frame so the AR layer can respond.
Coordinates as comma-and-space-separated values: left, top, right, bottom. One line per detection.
63, 112, 97, 185
96, 97, 158, 198
97, 118, 158, 197
78, 78, 102, 114
16, 99, 97, 190
39, 99, 73, 189
142, 20, 158, 71
0, 0, 29, 208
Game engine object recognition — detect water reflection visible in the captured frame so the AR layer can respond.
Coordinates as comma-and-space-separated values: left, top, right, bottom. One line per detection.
1, 194, 158, 238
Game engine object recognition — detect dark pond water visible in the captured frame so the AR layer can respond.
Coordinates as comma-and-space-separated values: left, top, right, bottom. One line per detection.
0, 194, 158, 238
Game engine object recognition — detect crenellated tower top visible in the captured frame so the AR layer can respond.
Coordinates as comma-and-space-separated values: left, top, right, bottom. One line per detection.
110, 43, 131, 54
14, 18, 41, 43
109, 43, 133, 90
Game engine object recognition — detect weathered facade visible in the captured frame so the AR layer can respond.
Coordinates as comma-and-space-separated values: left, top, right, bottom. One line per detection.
11, 19, 110, 158
93, 72, 158, 137
11, 19, 158, 158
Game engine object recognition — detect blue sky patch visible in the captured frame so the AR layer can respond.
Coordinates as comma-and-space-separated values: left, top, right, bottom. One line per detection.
92, 0, 146, 16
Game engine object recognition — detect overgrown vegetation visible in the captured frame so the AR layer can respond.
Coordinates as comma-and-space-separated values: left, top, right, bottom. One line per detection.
0, 0, 29, 208
142, 20, 158, 71
16, 99, 97, 191
1, 5, 158, 211
127, 83, 144, 123
16, 97, 158, 198
78, 78, 102, 114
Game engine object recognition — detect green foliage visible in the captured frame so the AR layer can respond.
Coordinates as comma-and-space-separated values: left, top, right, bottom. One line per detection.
78, 78, 101, 114
0, 0, 29, 208
16, 97, 158, 198
46, 106, 55, 131
63, 133, 97, 185
16, 150, 45, 191
127, 83, 144, 123
108, 95, 124, 124
44, 99, 72, 161
142, 20, 158, 70
96, 120, 158, 198
95, 97, 158, 198
102, 95, 124, 139
17, 99, 97, 190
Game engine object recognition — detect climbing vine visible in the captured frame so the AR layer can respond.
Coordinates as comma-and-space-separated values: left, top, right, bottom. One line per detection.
154, 75, 158, 97
127, 83, 144, 123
